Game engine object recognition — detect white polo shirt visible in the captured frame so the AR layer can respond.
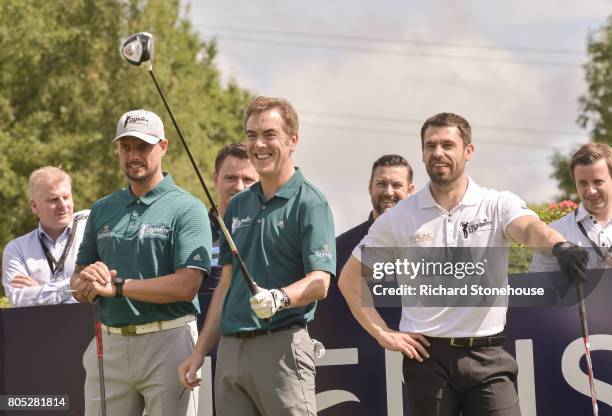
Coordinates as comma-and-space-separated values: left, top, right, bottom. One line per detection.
352, 177, 536, 337
531, 204, 612, 271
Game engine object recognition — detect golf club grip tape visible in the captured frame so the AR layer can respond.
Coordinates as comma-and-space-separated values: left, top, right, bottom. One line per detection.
95, 321, 103, 358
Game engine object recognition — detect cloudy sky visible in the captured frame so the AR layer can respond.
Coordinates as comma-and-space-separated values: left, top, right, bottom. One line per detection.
184, 0, 611, 233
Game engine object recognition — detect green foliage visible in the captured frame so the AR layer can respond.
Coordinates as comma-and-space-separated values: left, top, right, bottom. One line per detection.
0, 296, 11, 308
508, 201, 578, 273
0, 0, 252, 255
553, 15, 612, 196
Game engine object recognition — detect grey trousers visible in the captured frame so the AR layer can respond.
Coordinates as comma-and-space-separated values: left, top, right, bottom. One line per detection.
83, 320, 199, 416
215, 327, 316, 416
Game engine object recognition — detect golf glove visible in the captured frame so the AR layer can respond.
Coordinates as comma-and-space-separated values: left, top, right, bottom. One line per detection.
250, 286, 288, 319
553, 241, 588, 284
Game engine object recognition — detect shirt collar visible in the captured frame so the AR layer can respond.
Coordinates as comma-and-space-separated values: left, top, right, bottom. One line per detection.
417, 176, 480, 209
37, 222, 71, 243
123, 172, 174, 206
250, 167, 304, 201
574, 204, 590, 223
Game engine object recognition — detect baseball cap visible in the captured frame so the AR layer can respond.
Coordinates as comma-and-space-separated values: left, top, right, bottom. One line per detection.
114, 109, 166, 144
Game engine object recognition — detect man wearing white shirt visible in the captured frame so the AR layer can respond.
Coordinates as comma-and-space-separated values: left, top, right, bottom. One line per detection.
532, 142, 612, 271
339, 113, 588, 415
2, 166, 88, 306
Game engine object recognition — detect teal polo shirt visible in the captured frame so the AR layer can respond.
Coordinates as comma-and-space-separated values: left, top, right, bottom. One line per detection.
77, 174, 212, 326
219, 168, 336, 334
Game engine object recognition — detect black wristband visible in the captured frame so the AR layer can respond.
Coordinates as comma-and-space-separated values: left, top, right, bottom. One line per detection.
113, 277, 125, 298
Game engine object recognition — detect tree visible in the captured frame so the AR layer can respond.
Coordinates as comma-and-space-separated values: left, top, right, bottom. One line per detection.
0, 0, 252, 296
552, 15, 612, 196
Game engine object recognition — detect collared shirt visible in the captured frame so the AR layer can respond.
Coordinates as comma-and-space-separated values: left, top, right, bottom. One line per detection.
531, 204, 612, 271
335, 212, 375, 278
353, 177, 536, 337
76, 173, 212, 327
2, 210, 89, 307
219, 168, 336, 334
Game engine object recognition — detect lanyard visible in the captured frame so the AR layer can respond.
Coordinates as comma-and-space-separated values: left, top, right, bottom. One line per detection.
574, 210, 608, 261
38, 217, 78, 277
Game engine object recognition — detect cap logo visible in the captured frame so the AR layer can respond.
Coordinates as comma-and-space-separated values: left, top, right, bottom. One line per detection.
124, 115, 149, 128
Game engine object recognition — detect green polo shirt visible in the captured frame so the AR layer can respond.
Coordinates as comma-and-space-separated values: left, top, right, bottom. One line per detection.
77, 174, 212, 326
219, 168, 336, 334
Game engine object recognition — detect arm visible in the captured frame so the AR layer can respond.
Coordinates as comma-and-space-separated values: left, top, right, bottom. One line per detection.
506, 215, 564, 253
178, 263, 232, 388
507, 215, 588, 282
73, 261, 203, 303
282, 270, 330, 307
338, 256, 429, 361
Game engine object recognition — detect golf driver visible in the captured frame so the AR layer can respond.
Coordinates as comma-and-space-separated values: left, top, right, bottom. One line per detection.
120, 32, 259, 296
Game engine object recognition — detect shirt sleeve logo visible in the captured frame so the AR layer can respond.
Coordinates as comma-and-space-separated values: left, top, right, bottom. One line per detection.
314, 243, 332, 259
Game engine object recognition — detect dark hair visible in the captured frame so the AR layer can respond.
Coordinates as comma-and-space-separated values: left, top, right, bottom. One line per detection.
370, 154, 413, 183
569, 142, 612, 179
420, 112, 472, 147
244, 96, 299, 136
214, 143, 248, 173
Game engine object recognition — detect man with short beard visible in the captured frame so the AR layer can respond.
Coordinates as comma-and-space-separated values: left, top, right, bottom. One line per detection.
335, 154, 414, 277
70, 109, 212, 415
339, 112, 589, 416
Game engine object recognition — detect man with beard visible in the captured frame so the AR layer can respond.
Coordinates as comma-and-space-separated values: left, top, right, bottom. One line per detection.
335, 154, 414, 277
70, 109, 212, 415
532, 142, 612, 270
338, 112, 588, 415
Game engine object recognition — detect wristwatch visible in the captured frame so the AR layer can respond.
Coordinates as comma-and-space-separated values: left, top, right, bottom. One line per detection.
279, 288, 291, 309
112, 277, 125, 298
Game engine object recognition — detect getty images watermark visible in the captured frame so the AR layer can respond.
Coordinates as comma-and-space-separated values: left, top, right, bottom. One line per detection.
359, 246, 606, 307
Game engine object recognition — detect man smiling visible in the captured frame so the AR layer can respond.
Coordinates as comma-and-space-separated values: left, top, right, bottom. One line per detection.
336, 154, 415, 276
532, 142, 612, 270
179, 96, 336, 416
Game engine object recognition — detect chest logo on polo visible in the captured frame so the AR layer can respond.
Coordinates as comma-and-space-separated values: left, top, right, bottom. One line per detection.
232, 216, 251, 233
139, 224, 172, 239
410, 232, 432, 245
97, 224, 118, 239
460, 218, 493, 239
314, 243, 332, 259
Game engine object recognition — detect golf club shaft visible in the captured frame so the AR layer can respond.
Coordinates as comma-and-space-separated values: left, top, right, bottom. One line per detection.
576, 283, 598, 416
93, 299, 107, 416
147, 70, 259, 296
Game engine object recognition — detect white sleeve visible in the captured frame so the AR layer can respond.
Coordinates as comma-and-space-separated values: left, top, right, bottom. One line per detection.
351, 210, 396, 266
498, 191, 538, 235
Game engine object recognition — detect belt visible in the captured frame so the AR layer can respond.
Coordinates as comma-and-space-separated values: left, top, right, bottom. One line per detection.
430, 333, 506, 348
104, 314, 195, 336
229, 322, 306, 339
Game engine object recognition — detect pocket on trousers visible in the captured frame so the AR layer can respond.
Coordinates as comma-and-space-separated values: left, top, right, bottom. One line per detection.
291, 330, 316, 381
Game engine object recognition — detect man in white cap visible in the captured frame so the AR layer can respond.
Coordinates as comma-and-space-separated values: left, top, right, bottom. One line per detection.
71, 109, 212, 416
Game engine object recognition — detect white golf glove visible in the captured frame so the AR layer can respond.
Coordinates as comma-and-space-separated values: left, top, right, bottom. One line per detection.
249, 286, 287, 319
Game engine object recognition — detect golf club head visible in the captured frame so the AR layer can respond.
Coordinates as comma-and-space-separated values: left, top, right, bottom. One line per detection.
120, 32, 154, 69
